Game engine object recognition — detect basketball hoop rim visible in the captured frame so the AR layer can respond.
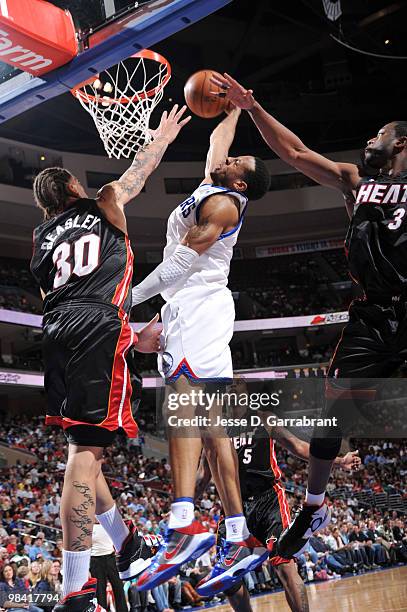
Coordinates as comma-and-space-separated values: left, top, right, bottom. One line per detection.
70, 49, 171, 105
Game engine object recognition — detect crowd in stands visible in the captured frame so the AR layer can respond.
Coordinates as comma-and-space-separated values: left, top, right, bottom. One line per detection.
0, 414, 405, 610
0, 249, 355, 321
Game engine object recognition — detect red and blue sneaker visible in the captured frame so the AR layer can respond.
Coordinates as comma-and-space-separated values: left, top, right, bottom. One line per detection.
136, 520, 215, 591
196, 535, 268, 597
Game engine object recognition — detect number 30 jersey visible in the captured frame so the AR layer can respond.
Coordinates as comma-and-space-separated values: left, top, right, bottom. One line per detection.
346, 171, 407, 297
30, 198, 133, 315
161, 183, 247, 301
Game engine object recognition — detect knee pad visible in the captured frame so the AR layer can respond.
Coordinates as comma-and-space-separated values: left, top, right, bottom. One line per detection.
310, 436, 342, 460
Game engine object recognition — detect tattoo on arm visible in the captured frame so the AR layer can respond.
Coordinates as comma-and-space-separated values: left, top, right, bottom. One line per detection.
68, 481, 95, 551
115, 136, 169, 203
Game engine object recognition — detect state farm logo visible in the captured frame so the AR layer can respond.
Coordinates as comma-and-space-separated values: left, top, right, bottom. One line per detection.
310, 312, 349, 325
0, 29, 53, 72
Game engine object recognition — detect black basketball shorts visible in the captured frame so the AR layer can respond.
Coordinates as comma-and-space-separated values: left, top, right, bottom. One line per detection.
217, 483, 291, 567
42, 302, 138, 446
328, 297, 407, 379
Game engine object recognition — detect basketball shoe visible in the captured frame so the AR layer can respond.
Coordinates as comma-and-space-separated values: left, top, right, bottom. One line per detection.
52, 578, 104, 612
196, 535, 269, 597
278, 502, 331, 558
136, 520, 215, 591
116, 520, 154, 580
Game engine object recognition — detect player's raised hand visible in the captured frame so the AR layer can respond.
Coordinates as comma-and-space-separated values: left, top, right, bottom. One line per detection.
135, 313, 162, 353
340, 450, 361, 472
151, 104, 191, 144
210, 73, 255, 110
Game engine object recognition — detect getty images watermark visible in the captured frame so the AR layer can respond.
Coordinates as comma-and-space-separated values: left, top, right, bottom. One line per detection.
165, 389, 338, 429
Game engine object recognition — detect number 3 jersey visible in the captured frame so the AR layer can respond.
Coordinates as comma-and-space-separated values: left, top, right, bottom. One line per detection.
30, 198, 133, 315
346, 171, 407, 297
161, 183, 247, 301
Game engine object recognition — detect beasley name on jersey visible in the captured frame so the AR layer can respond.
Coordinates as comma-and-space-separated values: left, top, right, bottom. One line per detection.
31, 199, 133, 314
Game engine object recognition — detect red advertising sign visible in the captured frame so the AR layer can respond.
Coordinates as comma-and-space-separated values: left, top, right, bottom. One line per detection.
0, 0, 77, 76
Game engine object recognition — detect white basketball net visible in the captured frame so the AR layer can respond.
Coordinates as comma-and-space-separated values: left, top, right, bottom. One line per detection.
72, 53, 171, 159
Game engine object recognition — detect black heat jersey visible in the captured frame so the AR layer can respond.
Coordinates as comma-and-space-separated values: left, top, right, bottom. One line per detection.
346, 171, 407, 297
30, 198, 133, 314
227, 415, 282, 500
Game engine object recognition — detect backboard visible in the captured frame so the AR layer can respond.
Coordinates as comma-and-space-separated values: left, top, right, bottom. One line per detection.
0, 0, 232, 123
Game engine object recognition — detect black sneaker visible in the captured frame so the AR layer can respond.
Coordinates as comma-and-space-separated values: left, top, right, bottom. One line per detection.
278, 502, 331, 558
116, 520, 155, 580
53, 578, 104, 612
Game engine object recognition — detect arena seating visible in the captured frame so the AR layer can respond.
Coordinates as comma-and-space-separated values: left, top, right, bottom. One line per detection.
0, 250, 354, 320
0, 415, 405, 611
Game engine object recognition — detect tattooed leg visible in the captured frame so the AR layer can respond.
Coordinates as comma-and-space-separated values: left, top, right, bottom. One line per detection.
60, 444, 103, 551
276, 561, 309, 612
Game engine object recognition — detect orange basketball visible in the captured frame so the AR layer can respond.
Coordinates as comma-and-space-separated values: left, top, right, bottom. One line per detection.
184, 70, 227, 118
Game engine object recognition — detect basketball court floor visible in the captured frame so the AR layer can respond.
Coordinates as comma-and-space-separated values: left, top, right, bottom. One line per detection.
211, 567, 407, 612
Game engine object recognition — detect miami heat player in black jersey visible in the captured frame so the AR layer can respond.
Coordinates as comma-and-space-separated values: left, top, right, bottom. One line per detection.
31, 197, 136, 442
197, 390, 360, 612
28, 106, 190, 610
30, 104, 190, 450
206, 72, 407, 561
31, 198, 133, 315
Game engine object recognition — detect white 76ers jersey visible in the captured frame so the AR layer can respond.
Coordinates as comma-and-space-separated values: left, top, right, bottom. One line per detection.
161, 183, 248, 301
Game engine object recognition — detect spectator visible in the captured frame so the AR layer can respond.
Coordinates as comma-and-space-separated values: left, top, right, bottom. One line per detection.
0, 564, 42, 612
89, 522, 127, 612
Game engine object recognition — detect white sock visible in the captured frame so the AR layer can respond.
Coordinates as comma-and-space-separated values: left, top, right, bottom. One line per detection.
168, 499, 195, 529
96, 504, 129, 551
225, 514, 250, 542
62, 549, 91, 597
305, 490, 325, 506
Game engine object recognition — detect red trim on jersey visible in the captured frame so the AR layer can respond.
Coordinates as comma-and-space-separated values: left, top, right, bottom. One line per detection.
99, 316, 138, 437
45, 415, 63, 427
168, 357, 199, 381
273, 481, 290, 529
59, 316, 138, 437
270, 555, 291, 567
112, 236, 134, 309
269, 439, 282, 480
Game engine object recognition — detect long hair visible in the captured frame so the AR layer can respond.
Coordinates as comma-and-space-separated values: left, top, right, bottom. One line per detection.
33, 167, 73, 220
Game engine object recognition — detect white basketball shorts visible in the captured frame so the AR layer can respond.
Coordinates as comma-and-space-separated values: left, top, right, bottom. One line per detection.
158, 288, 235, 382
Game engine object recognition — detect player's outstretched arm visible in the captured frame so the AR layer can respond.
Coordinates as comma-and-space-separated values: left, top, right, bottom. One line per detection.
96, 105, 191, 231
202, 105, 241, 184
259, 413, 361, 471
211, 73, 360, 193
131, 194, 238, 305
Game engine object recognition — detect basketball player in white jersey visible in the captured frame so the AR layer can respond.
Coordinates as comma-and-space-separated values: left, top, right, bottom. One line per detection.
132, 106, 271, 595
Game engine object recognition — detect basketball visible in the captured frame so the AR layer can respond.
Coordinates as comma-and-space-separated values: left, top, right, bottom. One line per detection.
184, 69, 227, 118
